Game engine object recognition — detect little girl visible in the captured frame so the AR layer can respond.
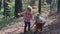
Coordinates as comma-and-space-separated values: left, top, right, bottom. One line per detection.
34, 16, 43, 32
34, 15, 46, 34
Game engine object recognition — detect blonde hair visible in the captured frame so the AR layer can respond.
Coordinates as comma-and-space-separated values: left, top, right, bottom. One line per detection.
27, 5, 32, 11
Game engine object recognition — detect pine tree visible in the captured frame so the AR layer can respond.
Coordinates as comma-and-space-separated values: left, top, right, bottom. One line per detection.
39, 0, 41, 14
15, 0, 22, 18
0, 0, 2, 10
3, 0, 10, 17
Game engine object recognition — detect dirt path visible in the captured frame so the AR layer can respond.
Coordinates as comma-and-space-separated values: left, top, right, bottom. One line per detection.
0, 14, 60, 34
0, 17, 35, 34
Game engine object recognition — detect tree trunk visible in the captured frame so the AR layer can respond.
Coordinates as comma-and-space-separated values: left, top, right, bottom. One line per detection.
29, 0, 37, 6
48, 0, 58, 17
15, 0, 22, 18
58, 0, 60, 12
39, 0, 41, 14
3, 0, 10, 17
0, 0, 2, 10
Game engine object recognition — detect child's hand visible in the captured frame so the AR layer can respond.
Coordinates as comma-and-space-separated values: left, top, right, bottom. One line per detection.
18, 13, 20, 15
34, 25, 36, 27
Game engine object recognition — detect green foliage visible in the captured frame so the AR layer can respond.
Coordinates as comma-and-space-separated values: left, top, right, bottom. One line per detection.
22, 0, 28, 10
3, 1, 15, 18
23, 30, 34, 34
0, 18, 16, 29
0, 0, 15, 29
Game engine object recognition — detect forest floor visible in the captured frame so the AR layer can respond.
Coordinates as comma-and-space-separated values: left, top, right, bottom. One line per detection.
0, 13, 60, 34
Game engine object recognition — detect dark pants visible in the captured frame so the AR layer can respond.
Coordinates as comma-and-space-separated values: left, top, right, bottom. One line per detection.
24, 21, 30, 33
35, 23, 42, 32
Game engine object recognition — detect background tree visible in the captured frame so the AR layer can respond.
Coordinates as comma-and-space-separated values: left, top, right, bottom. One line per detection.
15, 0, 22, 18
46, 0, 52, 13
46, 0, 52, 4
0, 0, 2, 10
3, 0, 10, 18
45, 0, 60, 31
39, 0, 41, 14
58, 0, 60, 12
29, 0, 37, 6
48, 0, 58, 16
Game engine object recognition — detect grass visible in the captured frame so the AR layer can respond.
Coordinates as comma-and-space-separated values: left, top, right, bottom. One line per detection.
20, 30, 34, 34
0, 4, 15, 29
0, 17, 17, 30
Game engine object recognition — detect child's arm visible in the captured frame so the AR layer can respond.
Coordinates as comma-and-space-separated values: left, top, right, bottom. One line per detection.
31, 14, 35, 21
18, 11, 26, 16
18, 12, 23, 15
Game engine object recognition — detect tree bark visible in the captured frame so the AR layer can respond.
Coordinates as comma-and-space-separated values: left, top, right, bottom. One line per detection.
58, 0, 60, 12
0, 0, 2, 10
3, 0, 10, 17
15, 0, 22, 18
29, 0, 37, 6
39, 0, 41, 14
